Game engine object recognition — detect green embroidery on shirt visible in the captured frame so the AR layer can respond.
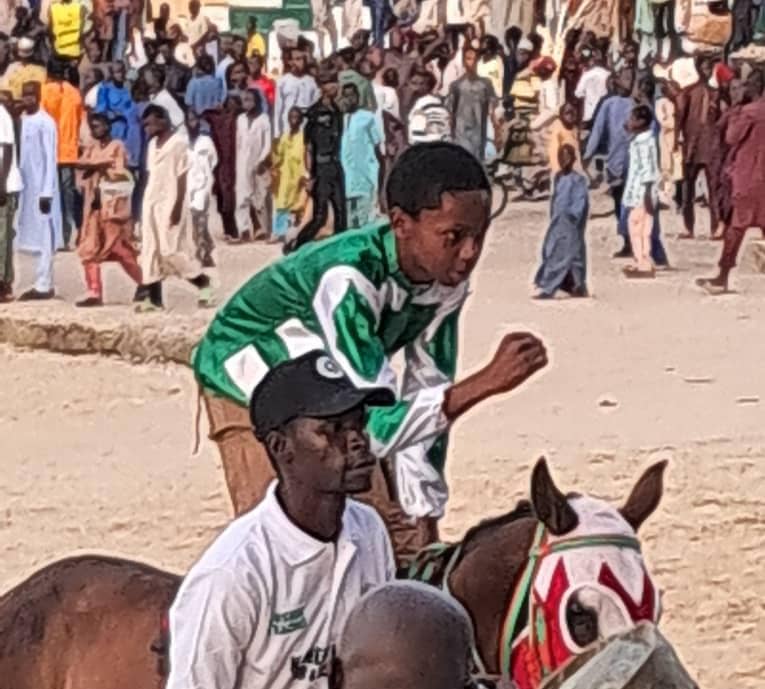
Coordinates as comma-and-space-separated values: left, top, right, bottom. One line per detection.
270, 607, 308, 635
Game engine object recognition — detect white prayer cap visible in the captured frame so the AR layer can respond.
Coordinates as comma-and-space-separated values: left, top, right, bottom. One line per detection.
17, 37, 35, 56
518, 37, 533, 52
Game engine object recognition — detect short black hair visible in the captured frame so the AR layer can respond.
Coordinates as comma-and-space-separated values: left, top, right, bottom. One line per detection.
342, 82, 359, 96
385, 143, 491, 217
141, 104, 170, 122
88, 111, 111, 127
632, 104, 653, 127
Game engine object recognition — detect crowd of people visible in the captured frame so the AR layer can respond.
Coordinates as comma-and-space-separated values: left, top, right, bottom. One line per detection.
0, 0, 762, 306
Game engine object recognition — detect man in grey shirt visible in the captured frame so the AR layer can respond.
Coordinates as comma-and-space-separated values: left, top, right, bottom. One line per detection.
447, 45, 495, 161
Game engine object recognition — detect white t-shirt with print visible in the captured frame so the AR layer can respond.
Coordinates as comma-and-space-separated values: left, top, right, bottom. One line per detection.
166, 481, 396, 689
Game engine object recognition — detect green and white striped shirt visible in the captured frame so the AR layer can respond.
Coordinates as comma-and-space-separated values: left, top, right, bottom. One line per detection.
192, 222, 468, 517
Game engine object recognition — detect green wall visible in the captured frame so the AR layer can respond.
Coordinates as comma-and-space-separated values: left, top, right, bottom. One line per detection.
228, 1, 313, 32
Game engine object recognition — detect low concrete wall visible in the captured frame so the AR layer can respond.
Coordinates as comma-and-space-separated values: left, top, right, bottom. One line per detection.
0, 304, 206, 365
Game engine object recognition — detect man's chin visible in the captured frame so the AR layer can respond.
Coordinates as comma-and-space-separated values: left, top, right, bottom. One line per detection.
343, 472, 374, 494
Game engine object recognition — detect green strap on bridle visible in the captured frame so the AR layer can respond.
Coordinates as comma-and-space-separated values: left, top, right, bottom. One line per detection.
409, 524, 643, 683
498, 526, 643, 679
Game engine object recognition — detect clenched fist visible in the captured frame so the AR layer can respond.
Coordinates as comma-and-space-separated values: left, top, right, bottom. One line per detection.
487, 332, 548, 394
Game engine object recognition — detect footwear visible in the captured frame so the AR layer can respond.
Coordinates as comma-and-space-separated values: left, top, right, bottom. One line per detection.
623, 266, 655, 279
695, 277, 728, 294
253, 230, 268, 241
134, 298, 163, 313
75, 296, 104, 308
677, 232, 694, 240
239, 231, 252, 242
197, 286, 216, 308
570, 287, 589, 298
133, 285, 149, 302
201, 256, 216, 268
613, 246, 633, 259
17, 288, 55, 301
532, 292, 554, 300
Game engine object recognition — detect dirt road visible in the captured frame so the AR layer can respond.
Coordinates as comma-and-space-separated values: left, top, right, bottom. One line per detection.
2, 196, 764, 688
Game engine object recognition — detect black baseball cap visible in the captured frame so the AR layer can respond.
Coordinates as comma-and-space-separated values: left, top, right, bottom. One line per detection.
249, 351, 396, 440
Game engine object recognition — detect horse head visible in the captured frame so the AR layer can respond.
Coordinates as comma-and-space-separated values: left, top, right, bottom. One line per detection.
443, 458, 698, 689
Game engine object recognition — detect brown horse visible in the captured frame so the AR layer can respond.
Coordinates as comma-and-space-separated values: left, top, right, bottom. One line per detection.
0, 459, 698, 689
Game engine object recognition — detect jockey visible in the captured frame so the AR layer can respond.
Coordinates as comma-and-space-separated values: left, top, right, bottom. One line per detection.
334, 580, 474, 689
166, 351, 396, 689
192, 142, 548, 568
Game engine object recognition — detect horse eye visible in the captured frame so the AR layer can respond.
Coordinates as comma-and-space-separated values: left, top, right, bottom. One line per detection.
566, 597, 599, 648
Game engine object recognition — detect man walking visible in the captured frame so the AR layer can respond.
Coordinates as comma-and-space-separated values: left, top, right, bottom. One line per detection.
584, 69, 635, 257
16, 81, 62, 301
167, 352, 396, 689
288, 69, 345, 252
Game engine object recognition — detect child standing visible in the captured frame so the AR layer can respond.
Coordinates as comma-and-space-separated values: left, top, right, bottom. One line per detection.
186, 109, 219, 267
271, 106, 306, 244
534, 144, 590, 299
235, 88, 272, 241
622, 104, 659, 279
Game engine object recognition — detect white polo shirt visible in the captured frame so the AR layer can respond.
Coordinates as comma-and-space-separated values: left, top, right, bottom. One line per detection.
0, 105, 22, 194
166, 481, 396, 689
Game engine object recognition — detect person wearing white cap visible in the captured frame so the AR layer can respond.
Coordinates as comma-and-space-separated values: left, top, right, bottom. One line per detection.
1, 36, 47, 100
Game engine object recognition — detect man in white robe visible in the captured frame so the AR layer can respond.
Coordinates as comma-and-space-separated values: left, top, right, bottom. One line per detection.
16, 80, 62, 301
136, 104, 213, 311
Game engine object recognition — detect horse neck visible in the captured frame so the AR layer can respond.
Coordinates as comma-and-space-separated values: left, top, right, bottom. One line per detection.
448, 516, 539, 675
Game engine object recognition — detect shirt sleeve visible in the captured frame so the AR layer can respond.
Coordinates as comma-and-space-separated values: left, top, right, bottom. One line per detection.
312, 266, 457, 458
165, 568, 258, 689
583, 100, 608, 160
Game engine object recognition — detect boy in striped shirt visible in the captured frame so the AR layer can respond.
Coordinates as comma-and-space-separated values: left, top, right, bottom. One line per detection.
193, 142, 548, 567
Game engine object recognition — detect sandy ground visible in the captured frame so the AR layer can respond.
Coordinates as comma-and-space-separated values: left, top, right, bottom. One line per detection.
1, 193, 764, 688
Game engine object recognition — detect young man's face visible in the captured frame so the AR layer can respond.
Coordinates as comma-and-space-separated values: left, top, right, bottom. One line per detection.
464, 49, 478, 73
341, 85, 359, 112
561, 103, 578, 129
233, 38, 246, 59
730, 78, 746, 106
278, 408, 376, 495
142, 113, 166, 138
392, 191, 490, 287
21, 84, 39, 113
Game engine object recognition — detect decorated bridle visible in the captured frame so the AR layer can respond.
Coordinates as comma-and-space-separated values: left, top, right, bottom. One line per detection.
409, 522, 644, 687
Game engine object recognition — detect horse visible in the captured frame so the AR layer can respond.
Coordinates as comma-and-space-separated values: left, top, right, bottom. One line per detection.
0, 458, 698, 689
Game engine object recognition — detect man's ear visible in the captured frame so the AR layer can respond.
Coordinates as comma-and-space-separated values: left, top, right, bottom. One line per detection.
389, 206, 412, 239
264, 429, 291, 466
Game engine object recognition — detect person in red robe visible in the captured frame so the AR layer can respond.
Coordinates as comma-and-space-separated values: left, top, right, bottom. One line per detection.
203, 95, 241, 241
697, 70, 765, 293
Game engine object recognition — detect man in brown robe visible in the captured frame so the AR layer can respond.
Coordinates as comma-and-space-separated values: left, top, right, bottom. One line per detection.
676, 55, 720, 239
697, 70, 765, 293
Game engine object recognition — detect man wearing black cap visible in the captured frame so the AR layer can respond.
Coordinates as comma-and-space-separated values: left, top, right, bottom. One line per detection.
166, 351, 396, 689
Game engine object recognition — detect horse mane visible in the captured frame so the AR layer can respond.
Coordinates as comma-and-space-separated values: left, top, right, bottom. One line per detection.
460, 499, 536, 556
405, 499, 536, 586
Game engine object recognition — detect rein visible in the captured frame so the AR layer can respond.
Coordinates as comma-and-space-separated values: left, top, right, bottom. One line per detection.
408, 523, 643, 685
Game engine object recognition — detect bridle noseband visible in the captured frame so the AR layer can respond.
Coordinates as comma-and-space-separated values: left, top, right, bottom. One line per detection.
409, 522, 643, 685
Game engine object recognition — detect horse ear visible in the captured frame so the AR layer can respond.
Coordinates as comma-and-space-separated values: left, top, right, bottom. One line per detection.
620, 460, 668, 532
531, 458, 579, 536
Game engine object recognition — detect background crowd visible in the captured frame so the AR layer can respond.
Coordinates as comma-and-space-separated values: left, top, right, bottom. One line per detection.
0, 0, 763, 307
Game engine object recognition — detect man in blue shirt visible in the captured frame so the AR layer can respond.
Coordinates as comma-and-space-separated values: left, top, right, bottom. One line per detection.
583, 69, 633, 258
185, 54, 226, 115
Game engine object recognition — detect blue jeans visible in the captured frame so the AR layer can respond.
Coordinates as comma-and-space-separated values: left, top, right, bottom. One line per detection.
369, 1, 390, 46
